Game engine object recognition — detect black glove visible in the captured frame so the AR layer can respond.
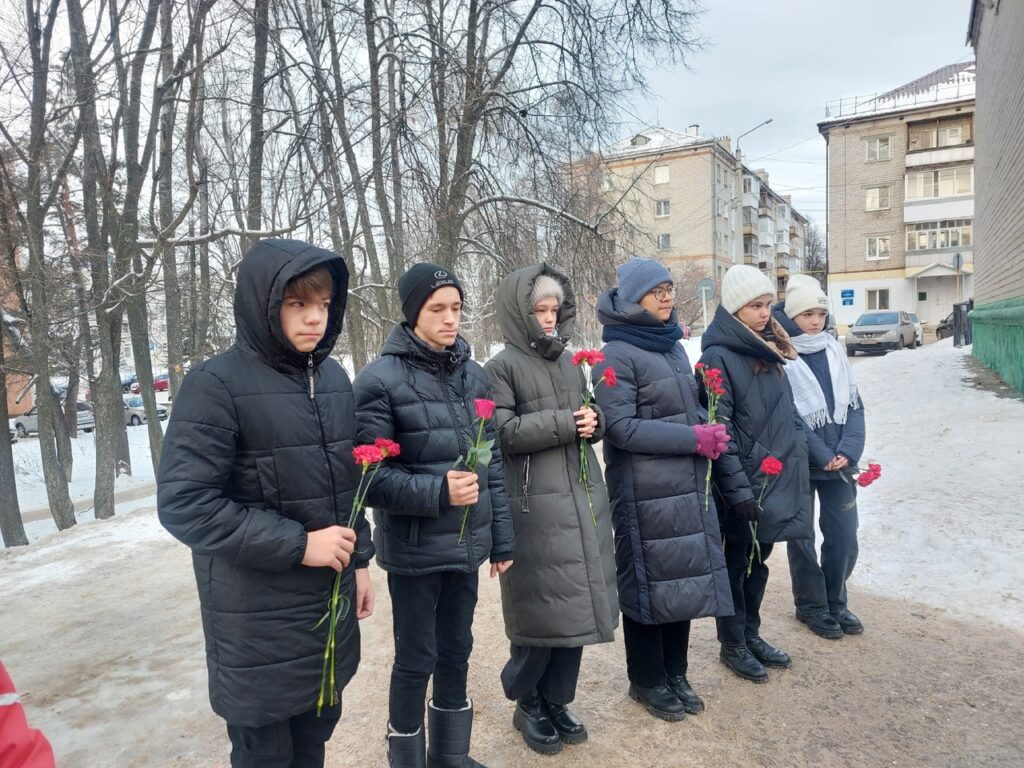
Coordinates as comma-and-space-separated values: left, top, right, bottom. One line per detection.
734, 499, 761, 523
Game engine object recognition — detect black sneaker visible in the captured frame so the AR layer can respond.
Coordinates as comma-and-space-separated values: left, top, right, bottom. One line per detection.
830, 607, 864, 635
746, 635, 792, 669
795, 609, 844, 639
627, 683, 687, 722
719, 643, 768, 683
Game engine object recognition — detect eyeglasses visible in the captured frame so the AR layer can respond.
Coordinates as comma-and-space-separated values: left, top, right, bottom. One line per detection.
649, 284, 675, 301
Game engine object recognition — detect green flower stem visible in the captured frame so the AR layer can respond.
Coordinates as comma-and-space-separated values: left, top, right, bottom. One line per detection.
458, 417, 487, 544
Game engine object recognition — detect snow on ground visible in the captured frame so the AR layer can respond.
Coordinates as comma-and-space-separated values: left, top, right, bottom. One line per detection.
10, 421, 164, 515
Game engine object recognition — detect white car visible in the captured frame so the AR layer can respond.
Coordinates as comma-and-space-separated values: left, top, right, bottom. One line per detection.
11, 401, 95, 438
908, 313, 924, 347
124, 395, 168, 426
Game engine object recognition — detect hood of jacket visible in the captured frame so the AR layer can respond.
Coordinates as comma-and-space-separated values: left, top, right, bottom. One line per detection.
701, 303, 797, 363
596, 287, 678, 328
233, 239, 349, 374
380, 321, 472, 371
496, 262, 576, 361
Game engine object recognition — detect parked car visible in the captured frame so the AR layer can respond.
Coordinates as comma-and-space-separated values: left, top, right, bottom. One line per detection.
131, 373, 170, 394
908, 313, 924, 347
121, 372, 138, 393
845, 311, 917, 356
826, 314, 839, 340
10, 401, 96, 438
936, 311, 954, 340
124, 395, 168, 426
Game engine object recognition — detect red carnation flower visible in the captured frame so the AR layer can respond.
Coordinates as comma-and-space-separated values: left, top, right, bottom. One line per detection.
352, 444, 384, 467
760, 456, 784, 476
474, 398, 496, 420
374, 437, 401, 458
601, 366, 617, 388
694, 362, 705, 371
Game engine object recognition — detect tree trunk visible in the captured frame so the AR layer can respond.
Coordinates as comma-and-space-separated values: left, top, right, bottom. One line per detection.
0, 336, 27, 547
242, 0, 270, 255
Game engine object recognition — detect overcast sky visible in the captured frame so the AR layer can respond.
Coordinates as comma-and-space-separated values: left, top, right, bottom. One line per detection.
625, 0, 975, 229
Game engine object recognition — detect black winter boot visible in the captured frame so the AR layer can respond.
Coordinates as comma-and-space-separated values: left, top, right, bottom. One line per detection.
627, 683, 687, 722
513, 694, 563, 755
666, 676, 704, 714
795, 609, 844, 639
719, 643, 768, 683
746, 636, 792, 669
426, 699, 486, 768
542, 699, 588, 745
387, 724, 426, 768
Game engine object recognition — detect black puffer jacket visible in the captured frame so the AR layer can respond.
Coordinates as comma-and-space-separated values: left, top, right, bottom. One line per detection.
354, 324, 514, 575
593, 290, 733, 626
158, 239, 372, 728
698, 304, 811, 544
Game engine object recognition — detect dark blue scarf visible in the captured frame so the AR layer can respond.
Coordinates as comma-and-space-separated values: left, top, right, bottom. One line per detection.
602, 321, 683, 352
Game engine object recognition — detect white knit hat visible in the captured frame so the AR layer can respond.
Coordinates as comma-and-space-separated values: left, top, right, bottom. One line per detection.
784, 274, 829, 318
530, 274, 564, 307
721, 264, 776, 314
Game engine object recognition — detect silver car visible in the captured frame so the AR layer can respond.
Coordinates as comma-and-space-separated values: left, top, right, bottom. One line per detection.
124, 395, 168, 426
845, 311, 917, 356
11, 401, 96, 438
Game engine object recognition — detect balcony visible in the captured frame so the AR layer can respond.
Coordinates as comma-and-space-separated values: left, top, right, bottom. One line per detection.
904, 197, 974, 223
905, 145, 974, 168
743, 223, 758, 237
776, 263, 789, 278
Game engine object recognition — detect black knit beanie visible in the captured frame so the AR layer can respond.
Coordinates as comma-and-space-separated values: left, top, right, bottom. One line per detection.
397, 263, 464, 325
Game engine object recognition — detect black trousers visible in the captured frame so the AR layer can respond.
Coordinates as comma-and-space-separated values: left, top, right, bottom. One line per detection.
501, 644, 584, 705
622, 614, 690, 688
226, 702, 340, 768
788, 480, 859, 614
388, 570, 479, 733
717, 540, 776, 645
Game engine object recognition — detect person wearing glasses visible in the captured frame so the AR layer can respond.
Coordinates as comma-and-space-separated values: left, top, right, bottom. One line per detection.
592, 257, 733, 722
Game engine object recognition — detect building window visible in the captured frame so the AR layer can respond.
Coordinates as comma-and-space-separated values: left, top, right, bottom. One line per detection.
866, 136, 892, 162
918, 291, 928, 301
937, 125, 963, 147
655, 199, 670, 217
777, 204, 787, 219
906, 166, 973, 199
653, 166, 670, 185
867, 289, 890, 310
743, 177, 753, 194
866, 236, 891, 261
656, 234, 671, 250
865, 186, 891, 211
905, 219, 973, 251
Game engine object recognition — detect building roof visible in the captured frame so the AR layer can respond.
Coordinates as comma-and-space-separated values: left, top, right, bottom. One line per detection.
819, 62, 976, 132
601, 126, 715, 161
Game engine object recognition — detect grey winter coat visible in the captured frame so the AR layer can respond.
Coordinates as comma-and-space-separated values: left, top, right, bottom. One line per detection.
593, 289, 733, 626
353, 324, 515, 575
157, 239, 372, 728
485, 263, 618, 647
698, 304, 812, 544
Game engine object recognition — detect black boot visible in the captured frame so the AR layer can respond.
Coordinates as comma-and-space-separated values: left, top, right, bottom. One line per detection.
427, 700, 486, 768
627, 683, 687, 722
512, 694, 562, 755
666, 676, 704, 714
795, 609, 844, 639
719, 643, 768, 683
746, 636, 792, 669
830, 607, 864, 635
542, 699, 587, 745
387, 724, 426, 768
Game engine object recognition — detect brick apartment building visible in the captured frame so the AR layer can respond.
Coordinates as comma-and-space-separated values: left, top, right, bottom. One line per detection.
967, 0, 1024, 392
818, 63, 976, 330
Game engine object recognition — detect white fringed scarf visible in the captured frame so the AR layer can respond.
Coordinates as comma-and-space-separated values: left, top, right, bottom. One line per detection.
785, 332, 860, 429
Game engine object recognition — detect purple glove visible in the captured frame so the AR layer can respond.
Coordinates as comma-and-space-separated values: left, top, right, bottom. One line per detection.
693, 423, 729, 459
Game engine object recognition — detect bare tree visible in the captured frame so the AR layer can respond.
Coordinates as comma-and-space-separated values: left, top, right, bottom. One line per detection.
803, 221, 827, 290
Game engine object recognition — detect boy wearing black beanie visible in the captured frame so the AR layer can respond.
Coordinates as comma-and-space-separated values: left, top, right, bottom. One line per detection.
354, 262, 514, 768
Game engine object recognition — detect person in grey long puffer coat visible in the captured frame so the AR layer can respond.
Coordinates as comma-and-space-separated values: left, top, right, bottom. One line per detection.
698, 264, 811, 686
484, 263, 617, 755
593, 257, 734, 724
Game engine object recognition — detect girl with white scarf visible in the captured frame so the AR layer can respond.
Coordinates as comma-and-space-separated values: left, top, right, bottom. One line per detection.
777, 275, 867, 639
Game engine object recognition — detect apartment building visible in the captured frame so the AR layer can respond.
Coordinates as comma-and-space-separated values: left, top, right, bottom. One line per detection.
598, 126, 807, 311
967, 1, 1024, 392
818, 62, 976, 329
